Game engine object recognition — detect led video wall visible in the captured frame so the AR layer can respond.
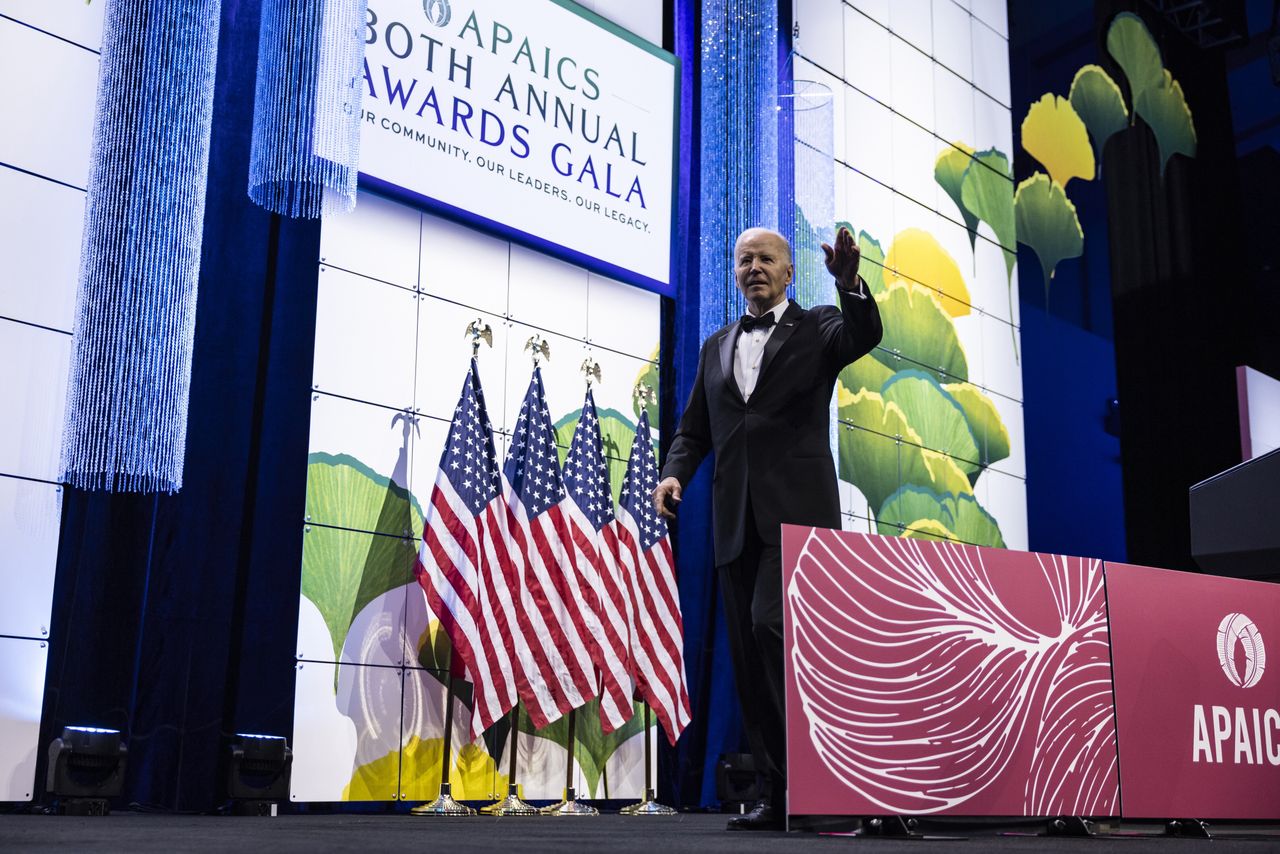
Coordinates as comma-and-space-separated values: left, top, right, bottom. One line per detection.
291, 0, 667, 803
0, 0, 107, 802
792, 0, 1027, 550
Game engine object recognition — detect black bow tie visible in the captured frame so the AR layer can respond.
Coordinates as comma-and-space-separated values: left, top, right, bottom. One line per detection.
740, 312, 776, 332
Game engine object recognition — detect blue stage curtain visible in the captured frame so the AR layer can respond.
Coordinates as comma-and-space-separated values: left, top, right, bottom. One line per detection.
40, 0, 320, 810
248, 0, 367, 217
60, 0, 223, 494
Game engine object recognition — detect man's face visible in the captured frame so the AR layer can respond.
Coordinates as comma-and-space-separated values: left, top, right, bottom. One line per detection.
734, 229, 793, 309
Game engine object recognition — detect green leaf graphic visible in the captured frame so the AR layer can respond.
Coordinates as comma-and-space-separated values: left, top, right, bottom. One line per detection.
521, 700, 647, 797
1015, 173, 1084, 300
834, 389, 926, 514
959, 149, 1016, 283
871, 281, 969, 385
302, 454, 422, 666
934, 144, 981, 252
838, 352, 894, 397
1106, 12, 1163, 113
1069, 65, 1129, 172
882, 370, 981, 477
1136, 69, 1197, 173
877, 485, 1006, 548
943, 381, 1011, 474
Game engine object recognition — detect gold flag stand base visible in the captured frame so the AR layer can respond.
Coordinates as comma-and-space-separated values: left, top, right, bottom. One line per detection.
409, 783, 476, 817
541, 787, 598, 816
480, 784, 540, 816
619, 789, 677, 815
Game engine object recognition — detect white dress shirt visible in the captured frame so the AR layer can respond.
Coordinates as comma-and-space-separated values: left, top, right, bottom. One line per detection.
734, 299, 789, 400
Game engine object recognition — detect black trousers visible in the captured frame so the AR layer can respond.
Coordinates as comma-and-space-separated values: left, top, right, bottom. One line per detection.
717, 503, 786, 802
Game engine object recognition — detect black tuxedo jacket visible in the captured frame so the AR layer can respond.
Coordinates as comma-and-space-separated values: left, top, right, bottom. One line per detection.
662, 292, 883, 564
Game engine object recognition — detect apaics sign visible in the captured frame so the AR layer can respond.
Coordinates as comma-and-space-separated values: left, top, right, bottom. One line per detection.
358, 0, 677, 293
1107, 562, 1280, 819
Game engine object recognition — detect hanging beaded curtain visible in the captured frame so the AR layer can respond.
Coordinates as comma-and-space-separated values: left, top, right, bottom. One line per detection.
60, 0, 223, 494
779, 76, 835, 309
248, 0, 368, 218
699, 0, 779, 339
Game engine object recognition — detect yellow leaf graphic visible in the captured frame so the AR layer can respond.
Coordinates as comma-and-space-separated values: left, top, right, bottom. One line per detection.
883, 228, 971, 317
1021, 93, 1095, 189
342, 748, 402, 801
397, 735, 509, 802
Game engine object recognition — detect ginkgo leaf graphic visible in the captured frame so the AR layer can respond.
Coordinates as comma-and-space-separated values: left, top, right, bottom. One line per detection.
935, 144, 981, 251
1136, 69, 1197, 173
1069, 65, 1128, 174
882, 370, 980, 476
1015, 173, 1083, 301
877, 485, 1005, 547
884, 228, 972, 317
959, 149, 1019, 359
1022, 93, 1095, 189
959, 149, 1016, 282
837, 390, 928, 512
944, 381, 1012, 472
1106, 12, 1163, 113
869, 281, 969, 385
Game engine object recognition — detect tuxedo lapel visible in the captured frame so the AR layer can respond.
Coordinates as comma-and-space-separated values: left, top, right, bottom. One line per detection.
718, 324, 745, 403
757, 301, 803, 385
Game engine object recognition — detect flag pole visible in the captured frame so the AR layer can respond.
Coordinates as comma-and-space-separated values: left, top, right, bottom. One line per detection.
409, 674, 476, 816
619, 703, 677, 815
542, 708, 598, 815
411, 319, 496, 818
480, 705, 539, 815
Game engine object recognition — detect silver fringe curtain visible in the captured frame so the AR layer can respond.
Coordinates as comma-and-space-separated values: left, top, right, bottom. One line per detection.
248, 0, 368, 217
61, 0, 223, 494
699, 0, 780, 337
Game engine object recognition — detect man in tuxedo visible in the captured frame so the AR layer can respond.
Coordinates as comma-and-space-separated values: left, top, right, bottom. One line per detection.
652, 225, 881, 830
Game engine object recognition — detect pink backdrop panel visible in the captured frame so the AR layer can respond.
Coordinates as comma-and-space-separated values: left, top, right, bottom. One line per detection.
1106, 562, 1280, 819
782, 526, 1119, 817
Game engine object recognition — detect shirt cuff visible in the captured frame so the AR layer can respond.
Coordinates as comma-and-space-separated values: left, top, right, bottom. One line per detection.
836, 274, 868, 299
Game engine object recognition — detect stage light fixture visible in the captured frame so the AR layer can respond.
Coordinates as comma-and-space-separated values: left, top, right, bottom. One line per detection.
46, 726, 128, 815
226, 733, 292, 816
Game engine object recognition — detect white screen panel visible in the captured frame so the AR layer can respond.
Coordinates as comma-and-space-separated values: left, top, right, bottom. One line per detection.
0, 636, 48, 802
0, 476, 60, 639
0, 18, 97, 188
0, 319, 70, 482
0, 168, 82, 332
0, 0, 106, 50
312, 267, 418, 410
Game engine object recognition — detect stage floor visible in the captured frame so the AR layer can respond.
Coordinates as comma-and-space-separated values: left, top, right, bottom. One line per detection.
1, 812, 1279, 852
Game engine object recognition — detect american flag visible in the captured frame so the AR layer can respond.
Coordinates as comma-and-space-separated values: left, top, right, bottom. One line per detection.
499, 366, 598, 728
414, 359, 518, 739
562, 389, 636, 733
615, 411, 692, 744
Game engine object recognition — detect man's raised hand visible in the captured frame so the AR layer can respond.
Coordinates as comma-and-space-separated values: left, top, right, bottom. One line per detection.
652, 476, 682, 520
821, 225, 861, 291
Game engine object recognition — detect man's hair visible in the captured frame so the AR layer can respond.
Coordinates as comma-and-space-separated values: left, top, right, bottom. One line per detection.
734, 227, 793, 265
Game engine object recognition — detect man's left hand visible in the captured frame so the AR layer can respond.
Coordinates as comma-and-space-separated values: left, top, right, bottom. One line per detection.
821, 225, 861, 291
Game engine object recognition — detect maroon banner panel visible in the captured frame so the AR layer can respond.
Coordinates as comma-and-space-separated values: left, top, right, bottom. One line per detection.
782, 526, 1120, 817
1106, 562, 1280, 819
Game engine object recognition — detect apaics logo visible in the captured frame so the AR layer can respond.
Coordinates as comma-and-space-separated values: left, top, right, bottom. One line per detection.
1218, 613, 1266, 689
423, 0, 451, 27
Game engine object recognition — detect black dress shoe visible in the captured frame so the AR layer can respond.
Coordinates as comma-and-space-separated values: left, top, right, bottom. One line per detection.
726, 801, 782, 831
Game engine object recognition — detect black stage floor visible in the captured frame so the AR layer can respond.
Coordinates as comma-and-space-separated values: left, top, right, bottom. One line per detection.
1, 813, 1279, 853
